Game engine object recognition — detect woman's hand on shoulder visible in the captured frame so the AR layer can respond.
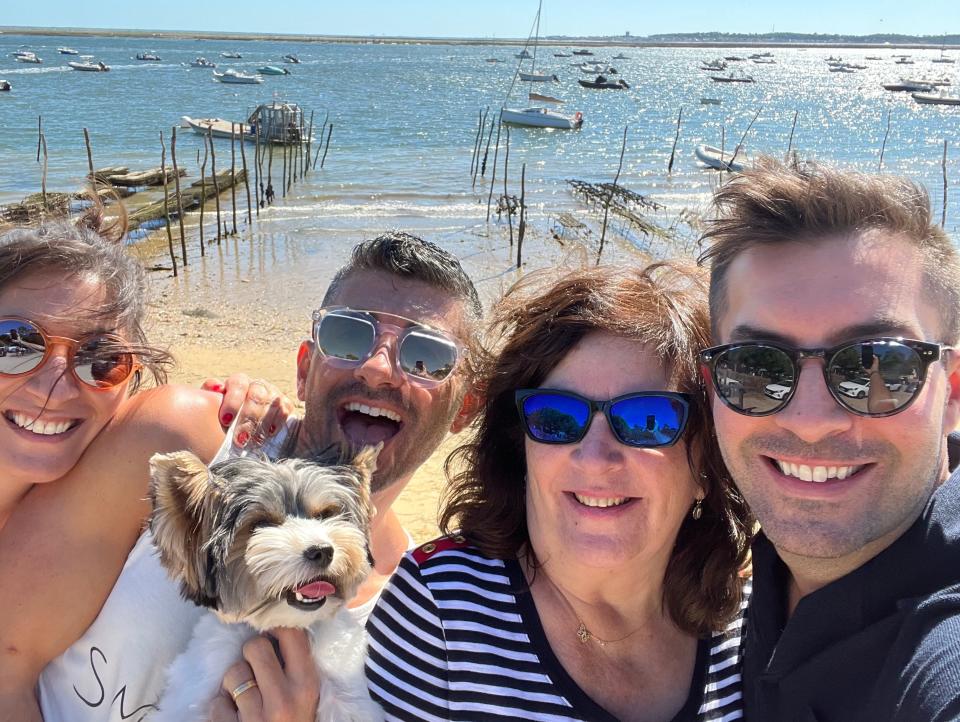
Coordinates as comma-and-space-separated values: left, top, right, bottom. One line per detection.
202, 374, 298, 450
209, 628, 320, 722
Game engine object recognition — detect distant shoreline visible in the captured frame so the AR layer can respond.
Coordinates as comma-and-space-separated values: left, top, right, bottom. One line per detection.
0, 25, 955, 51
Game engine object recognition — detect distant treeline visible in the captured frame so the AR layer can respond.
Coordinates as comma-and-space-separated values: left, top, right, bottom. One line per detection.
640, 32, 960, 45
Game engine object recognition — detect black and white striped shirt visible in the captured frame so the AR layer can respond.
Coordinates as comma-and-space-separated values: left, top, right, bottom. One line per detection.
366, 538, 747, 721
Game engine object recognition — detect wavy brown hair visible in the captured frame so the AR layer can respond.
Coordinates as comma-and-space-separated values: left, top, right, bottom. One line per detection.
0, 189, 172, 390
440, 261, 753, 636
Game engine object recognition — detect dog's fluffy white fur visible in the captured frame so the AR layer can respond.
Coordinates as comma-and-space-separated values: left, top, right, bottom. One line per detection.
147, 447, 383, 722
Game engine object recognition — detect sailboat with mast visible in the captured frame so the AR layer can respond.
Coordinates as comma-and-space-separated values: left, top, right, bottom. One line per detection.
517, 3, 558, 82
501, 0, 583, 129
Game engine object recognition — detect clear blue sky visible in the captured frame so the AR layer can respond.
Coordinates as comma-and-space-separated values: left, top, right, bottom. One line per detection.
3, 0, 958, 37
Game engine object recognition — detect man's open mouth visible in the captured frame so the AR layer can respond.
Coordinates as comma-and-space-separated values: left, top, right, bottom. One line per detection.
4, 411, 82, 436
284, 578, 337, 611
338, 401, 403, 446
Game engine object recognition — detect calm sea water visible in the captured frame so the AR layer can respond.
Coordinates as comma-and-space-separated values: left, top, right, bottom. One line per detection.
1, 33, 958, 247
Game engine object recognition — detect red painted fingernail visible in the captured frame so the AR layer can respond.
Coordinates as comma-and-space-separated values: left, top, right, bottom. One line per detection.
222, 413, 234, 425
236, 431, 250, 446
212, 383, 225, 393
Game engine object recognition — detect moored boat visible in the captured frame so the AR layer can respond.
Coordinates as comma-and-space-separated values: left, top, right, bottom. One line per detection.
578, 75, 629, 90
213, 69, 264, 84
68, 60, 110, 72
711, 73, 754, 83
220, 51, 243, 59
187, 57, 217, 68
0, 80, 11, 92
882, 80, 933, 92
912, 91, 960, 106
258, 65, 291, 75
572, 49, 594, 56
58, 47, 79, 55
519, 71, 558, 82
283, 54, 301, 64
136, 52, 162, 61
501, 106, 583, 129
14, 51, 42, 64
695, 144, 748, 172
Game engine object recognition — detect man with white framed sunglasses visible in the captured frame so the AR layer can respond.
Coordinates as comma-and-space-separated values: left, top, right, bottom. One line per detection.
699, 159, 960, 720
208, 231, 482, 721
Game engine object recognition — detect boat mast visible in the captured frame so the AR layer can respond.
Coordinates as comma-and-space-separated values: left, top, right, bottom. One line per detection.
531, 0, 542, 75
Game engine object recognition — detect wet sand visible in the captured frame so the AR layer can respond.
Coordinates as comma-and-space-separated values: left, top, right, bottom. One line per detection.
142, 223, 648, 542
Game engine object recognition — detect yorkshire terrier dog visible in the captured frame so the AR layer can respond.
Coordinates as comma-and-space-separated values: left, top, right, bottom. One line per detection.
148, 445, 383, 722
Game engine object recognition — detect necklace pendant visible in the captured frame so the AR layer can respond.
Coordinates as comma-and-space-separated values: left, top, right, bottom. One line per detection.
576, 623, 591, 644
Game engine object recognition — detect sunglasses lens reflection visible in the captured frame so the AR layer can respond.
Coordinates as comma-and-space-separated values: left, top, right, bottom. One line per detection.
520, 392, 590, 444
399, 330, 458, 382
0, 318, 45, 376
609, 396, 686, 446
317, 313, 376, 362
74, 337, 137, 388
711, 346, 796, 415
828, 341, 922, 414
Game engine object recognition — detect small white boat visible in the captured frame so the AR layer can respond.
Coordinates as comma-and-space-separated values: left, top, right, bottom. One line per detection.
58, 47, 79, 55
501, 106, 583, 130
68, 60, 110, 72
829, 65, 856, 73
912, 92, 960, 106
904, 77, 951, 87
187, 57, 217, 68
882, 80, 933, 92
695, 144, 748, 172
519, 71, 558, 82
752, 58, 776, 64
612, 53, 629, 60
220, 51, 243, 59
15, 52, 42, 64
213, 69, 263, 84
711, 73, 754, 83
258, 65, 290, 75
136, 52, 162, 61
0, 80, 11, 92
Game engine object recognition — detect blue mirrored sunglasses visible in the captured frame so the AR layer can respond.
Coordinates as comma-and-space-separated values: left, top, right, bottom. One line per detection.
515, 389, 692, 448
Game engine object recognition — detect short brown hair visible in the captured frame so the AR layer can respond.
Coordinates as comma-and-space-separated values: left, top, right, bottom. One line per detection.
440, 261, 753, 636
699, 157, 960, 343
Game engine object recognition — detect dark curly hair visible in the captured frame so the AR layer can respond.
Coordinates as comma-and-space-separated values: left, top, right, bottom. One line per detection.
440, 261, 753, 636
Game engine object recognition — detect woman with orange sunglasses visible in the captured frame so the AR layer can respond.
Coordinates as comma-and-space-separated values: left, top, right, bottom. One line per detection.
0, 201, 287, 721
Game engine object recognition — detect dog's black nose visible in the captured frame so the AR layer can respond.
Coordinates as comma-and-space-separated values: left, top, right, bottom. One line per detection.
303, 544, 334, 566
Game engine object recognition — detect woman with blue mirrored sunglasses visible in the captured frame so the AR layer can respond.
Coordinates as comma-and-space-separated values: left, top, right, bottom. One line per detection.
366, 262, 754, 722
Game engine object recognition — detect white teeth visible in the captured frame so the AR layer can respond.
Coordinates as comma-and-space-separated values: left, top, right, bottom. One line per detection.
774, 459, 864, 483
573, 493, 629, 509
6, 412, 76, 436
344, 402, 401, 423
293, 590, 322, 604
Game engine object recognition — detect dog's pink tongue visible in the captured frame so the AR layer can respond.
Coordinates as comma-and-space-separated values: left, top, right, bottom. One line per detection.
342, 414, 397, 445
296, 580, 336, 600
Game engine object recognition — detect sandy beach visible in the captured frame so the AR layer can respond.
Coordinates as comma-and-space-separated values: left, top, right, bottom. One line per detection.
138, 222, 649, 543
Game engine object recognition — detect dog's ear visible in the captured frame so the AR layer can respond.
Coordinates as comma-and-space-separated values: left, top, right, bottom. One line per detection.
148, 451, 222, 608
352, 442, 382, 480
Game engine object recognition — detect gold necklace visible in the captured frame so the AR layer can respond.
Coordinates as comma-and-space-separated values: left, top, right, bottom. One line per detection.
545, 575, 646, 648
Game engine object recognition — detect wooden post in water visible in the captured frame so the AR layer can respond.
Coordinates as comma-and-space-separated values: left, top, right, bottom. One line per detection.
83, 128, 95, 179
171, 127, 187, 266
667, 106, 683, 175
267, 141, 275, 206
597, 125, 628, 266
470, 108, 483, 177
159, 131, 178, 277
208, 127, 222, 244
517, 162, 526, 268
39, 132, 48, 217
485, 113, 503, 223
321, 124, 333, 169
305, 110, 315, 173
36, 116, 42, 163
728, 108, 760, 170
314, 112, 328, 168
942, 140, 949, 229
281, 110, 288, 198
480, 115, 495, 178
299, 110, 306, 179
786, 110, 799, 158
504, 125, 513, 248
230, 123, 238, 235
198, 136, 208, 255
878, 110, 892, 172
254, 121, 261, 214
471, 108, 489, 190
240, 123, 252, 226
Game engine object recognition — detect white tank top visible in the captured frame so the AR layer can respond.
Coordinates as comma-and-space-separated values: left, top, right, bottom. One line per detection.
37, 529, 203, 722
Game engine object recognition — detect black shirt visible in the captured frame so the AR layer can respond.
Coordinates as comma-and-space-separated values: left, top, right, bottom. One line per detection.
742, 466, 960, 721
